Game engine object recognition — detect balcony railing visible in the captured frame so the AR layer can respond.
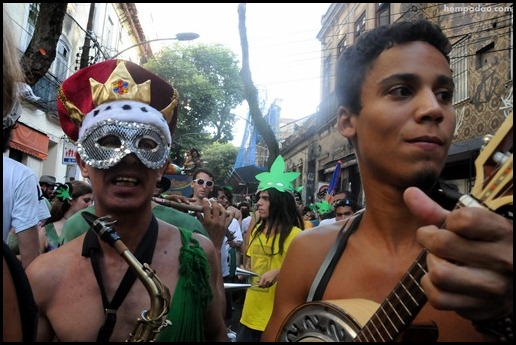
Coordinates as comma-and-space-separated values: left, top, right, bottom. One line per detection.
31, 73, 60, 114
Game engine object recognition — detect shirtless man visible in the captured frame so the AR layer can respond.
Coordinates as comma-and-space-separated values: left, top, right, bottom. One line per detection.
263, 20, 512, 342
26, 59, 228, 342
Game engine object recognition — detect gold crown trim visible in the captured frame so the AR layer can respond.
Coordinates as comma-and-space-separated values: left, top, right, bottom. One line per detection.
162, 88, 179, 123
90, 60, 151, 107
58, 86, 84, 128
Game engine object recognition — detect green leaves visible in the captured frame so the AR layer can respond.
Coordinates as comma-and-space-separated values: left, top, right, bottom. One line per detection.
144, 43, 244, 147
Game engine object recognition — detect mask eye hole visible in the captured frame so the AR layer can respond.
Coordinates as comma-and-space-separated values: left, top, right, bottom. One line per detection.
97, 134, 121, 149
137, 136, 159, 150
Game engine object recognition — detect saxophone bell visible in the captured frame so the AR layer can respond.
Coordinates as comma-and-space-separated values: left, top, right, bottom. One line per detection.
128, 263, 172, 342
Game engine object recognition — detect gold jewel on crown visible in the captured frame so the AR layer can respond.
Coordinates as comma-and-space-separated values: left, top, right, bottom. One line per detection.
90, 60, 151, 106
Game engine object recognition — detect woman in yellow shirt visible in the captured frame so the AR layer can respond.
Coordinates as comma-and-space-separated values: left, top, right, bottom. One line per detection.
236, 155, 304, 342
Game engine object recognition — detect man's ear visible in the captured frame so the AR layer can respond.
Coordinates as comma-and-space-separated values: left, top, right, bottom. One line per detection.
76, 153, 89, 179
337, 106, 356, 140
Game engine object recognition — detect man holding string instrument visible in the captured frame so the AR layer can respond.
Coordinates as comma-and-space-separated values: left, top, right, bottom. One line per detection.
26, 59, 228, 342
263, 19, 512, 342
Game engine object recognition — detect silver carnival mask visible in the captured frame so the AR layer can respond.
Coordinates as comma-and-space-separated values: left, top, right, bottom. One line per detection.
77, 119, 169, 170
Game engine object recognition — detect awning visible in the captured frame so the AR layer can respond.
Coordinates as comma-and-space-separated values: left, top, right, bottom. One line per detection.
225, 165, 266, 194
9, 122, 49, 160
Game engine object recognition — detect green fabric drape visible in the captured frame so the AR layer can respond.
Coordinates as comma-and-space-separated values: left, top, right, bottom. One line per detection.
157, 227, 212, 342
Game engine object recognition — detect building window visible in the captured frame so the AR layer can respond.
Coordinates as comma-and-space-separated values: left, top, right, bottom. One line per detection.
355, 13, 366, 40
337, 36, 347, 58
451, 36, 469, 104
100, 15, 115, 63
376, 3, 390, 27
22, 3, 40, 51
32, 39, 71, 113
475, 42, 495, 70
52, 39, 71, 83
323, 56, 331, 98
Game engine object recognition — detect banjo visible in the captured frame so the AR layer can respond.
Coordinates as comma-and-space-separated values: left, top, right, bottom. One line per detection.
277, 112, 513, 342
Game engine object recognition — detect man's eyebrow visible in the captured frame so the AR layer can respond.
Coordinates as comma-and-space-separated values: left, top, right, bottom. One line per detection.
379, 73, 419, 88
379, 73, 454, 89
436, 74, 455, 90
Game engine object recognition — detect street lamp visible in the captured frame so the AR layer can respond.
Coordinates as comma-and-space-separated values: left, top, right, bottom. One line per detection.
110, 32, 200, 59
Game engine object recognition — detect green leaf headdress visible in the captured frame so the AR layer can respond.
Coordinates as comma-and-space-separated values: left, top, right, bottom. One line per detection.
54, 182, 73, 203
256, 155, 300, 193
315, 200, 332, 215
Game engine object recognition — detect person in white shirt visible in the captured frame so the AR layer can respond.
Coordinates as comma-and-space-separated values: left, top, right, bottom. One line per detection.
209, 185, 243, 327
3, 99, 50, 268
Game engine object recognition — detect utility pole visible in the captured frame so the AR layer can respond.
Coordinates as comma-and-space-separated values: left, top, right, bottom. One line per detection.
80, 3, 96, 69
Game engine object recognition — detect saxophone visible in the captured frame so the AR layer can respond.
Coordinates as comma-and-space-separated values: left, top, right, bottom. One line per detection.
82, 212, 172, 342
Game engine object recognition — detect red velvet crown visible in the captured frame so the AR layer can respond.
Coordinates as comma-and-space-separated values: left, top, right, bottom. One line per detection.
57, 59, 178, 142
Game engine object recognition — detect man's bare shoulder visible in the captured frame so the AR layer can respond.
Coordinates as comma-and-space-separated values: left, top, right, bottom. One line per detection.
156, 218, 180, 232
298, 219, 344, 240
162, 223, 213, 254
36, 237, 83, 264
26, 238, 85, 288
191, 231, 215, 250
285, 221, 345, 266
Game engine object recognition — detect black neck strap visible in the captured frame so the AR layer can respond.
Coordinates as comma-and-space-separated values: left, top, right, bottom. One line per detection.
307, 212, 363, 302
82, 215, 159, 342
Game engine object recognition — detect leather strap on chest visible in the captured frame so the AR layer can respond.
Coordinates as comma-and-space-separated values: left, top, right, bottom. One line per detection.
82, 215, 158, 342
307, 212, 363, 302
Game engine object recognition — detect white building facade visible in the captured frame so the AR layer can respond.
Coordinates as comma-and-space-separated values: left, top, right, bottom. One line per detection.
4, 3, 148, 183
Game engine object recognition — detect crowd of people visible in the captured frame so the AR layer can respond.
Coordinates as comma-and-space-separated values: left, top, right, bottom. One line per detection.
3, 14, 512, 343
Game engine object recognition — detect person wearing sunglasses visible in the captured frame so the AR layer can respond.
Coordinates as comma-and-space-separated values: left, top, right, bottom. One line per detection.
189, 167, 230, 323
193, 178, 214, 188
190, 168, 215, 203
335, 199, 357, 221
320, 198, 357, 226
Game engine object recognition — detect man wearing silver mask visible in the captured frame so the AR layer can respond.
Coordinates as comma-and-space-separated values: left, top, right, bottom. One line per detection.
26, 59, 228, 342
